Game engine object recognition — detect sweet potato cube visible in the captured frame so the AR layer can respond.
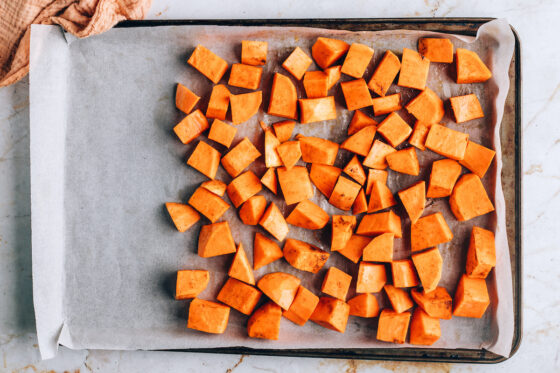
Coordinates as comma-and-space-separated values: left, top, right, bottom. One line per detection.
208, 119, 237, 148
357, 210, 402, 238
200, 180, 226, 197
230, 91, 262, 125
356, 262, 386, 293
239, 195, 266, 225
282, 47, 313, 80
286, 199, 329, 230
384, 284, 413, 313
408, 121, 431, 151
453, 274, 490, 318
198, 222, 236, 258
310, 164, 342, 198
418, 38, 453, 63
398, 47, 430, 90
187, 141, 220, 179
341, 43, 374, 79
303, 71, 328, 98
228, 63, 262, 90
241, 40, 268, 66
366, 169, 389, 194
283, 285, 319, 326
283, 239, 329, 273
425, 124, 469, 160
411, 287, 452, 319
348, 293, 380, 318
187, 45, 228, 84
459, 140, 496, 178
273, 120, 296, 142
363, 140, 396, 170
312, 37, 350, 69
206, 84, 230, 120
259, 203, 289, 242
450, 94, 484, 123
352, 189, 368, 215
410, 308, 441, 345
321, 267, 352, 300
456, 48, 492, 84
411, 213, 453, 252
299, 136, 339, 165
368, 181, 396, 213
466, 226, 496, 279
299, 97, 337, 124
362, 233, 393, 262
260, 168, 277, 194
392, 259, 419, 288
427, 159, 462, 198
340, 79, 373, 111
165, 203, 200, 232
229, 243, 255, 285
377, 112, 413, 148
331, 215, 357, 252
338, 234, 370, 263
175, 270, 210, 299
257, 272, 301, 310
405, 88, 444, 124
398, 181, 425, 224
348, 110, 378, 136
343, 155, 367, 185
189, 187, 229, 223
268, 73, 298, 119
449, 173, 494, 221
264, 128, 283, 168
277, 166, 314, 205
221, 137, 261, 177
310, 297, 350, 333
176, 83, 200, 114
173, 109, 209, 145
412, 247, 443, 293
187, 298, 230, 334
247, 302, 282, 340
217, 278, 261, 315
253, 232, 284, 270
227, 171, 262, 208
371, 93, 402, 116
377, 309, 411, 344
341, 125, 376, 157
386, 147, 420, 176
368, 50, 401, 96
324, 65, 342, 90
329, 176, 362, 211
276, 141, 302, 170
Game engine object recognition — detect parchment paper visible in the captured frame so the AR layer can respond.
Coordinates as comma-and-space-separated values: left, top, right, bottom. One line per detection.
30, 19, 515, 360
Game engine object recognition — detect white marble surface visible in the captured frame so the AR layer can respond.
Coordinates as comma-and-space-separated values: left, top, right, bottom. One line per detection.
1, 0, 559, 371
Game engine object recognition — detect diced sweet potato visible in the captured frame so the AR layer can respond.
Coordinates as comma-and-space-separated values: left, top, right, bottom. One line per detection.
348, 293, 380, 318
398, 47, 430, 90
341, 43, 374, 78
366, 169, 389, 194
452, 274, 490, 318
343, 155, 367, 185
411, 287, 452, 320
198, 222, 236, 258
426, 159, 462, 198
286, 199, 329, 229
241, 40, 268, 66
253, 232, 284, 270
371, 93, 402, 116
456, 48, 492, 84
229, 243, 255, 285
386, 147, 420, 176
376, 112, 412, 148
165, 203, 200, 232
299, 136, 339, 165
303, 71, 328, 98
408, 121, 431, 151
324, 65, 342, 90
450, 94, 484, 123
283, 238, 329, 273
352, 189, 368, 215
230, 91, 262, 125
412, 247, 443, 293
377, 309, 411, 344
363, 140, 396, 170
200, 180, 226, 197
227, 171, 262, 208
208, 119, 237, 148
405, 88, 444, 124
362, 233, 394, 262
176, 83, 200, 114
257, 272, 301, 310
187, 45, 228, 84
321, 267, 352, 300
338, 234, 370, 263
268, 73, 298, 119
411, 212, 453, 252
188, 298, 230, 334
310, 297, 350, 333
425, 124, 469, 160
340, 79, 373, 111
299, 97, 337, 123
273, 120, 296, 142
206, 84, 230, 120
368, 181, 396, 213
466, 226, 496, 279
357, 262, 387, 293
247, 302, 282, 340
449, 173, 494, 221
384, 284, 414, 313
459, 140, 496, 178
276, 141, 302, 170
329, 176, 362, 211
175, 270, 210, 299
228, 63, 263, 90
356, 210, 402, 238
187, 141, 220, 179
239, 195, 267, 225
418, 38, 453, 63
259, 202, 289, 242
277, 166, 314, 205
409, 308, 441, 345
189, 187, 230, 223
282, 47, 313, 80
264, 127, 283, 168
221, 137, 261, 177
398, 181, 425, 224
310, 164, 342, 198
348, 110, 378, 135
367, 50, 401, 96
312, 37, 350, 69
173, 109, 209, 145
260, 168, 277, 194
331, 215, 357, 252
391, 259, 419, 288
283, 285, 319, 326
217, 278, 262, 315
341, 125, 376, 157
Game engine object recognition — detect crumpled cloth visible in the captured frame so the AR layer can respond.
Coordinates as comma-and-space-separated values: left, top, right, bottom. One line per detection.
0, 0, 152, 87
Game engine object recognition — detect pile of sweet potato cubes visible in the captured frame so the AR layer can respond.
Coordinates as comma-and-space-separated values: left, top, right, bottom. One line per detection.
166, 36, 498, 345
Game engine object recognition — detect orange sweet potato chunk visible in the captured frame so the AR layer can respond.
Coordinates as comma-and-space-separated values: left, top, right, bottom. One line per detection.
450, 94, 484, 123
341, 126, 376, 157
412, 247, 443, 293
449, 173, 494, 221
283, 238, 330, 273
239, 195, 267, 225
283, 285, 319, 326
187, 141, 220, 179
363, 140, 396, 170
324, 65, 342, 90
189, 187, 230, 223
247, 302, 282, 340
208, 119, 237, 148
376, 112, 412, 148
286, 199, 329, 230
411, 287, 452, 320
371, 93, 402, 116
384, 284, 414, 313
176, 83, 200, 114
425, 124, 469, 160
273, 120, 296, 142
456, 48, 492, 84
340, 79, 373, 111
386, 147, 420, 176
227, 171, 262, 208
310, 164, 342, 198
228, 63, 263, 90
409, 308, 441, 345
459, 140, 496, 178
391, 259, 419, 288
426, 159, 462, 198
257, 272, 301, 310
299, 97, 337, 124
357, 210, 402, 238
276, 141, 302, 170
173, 109, 209, 145
452, 274, 490, 318
368, 181, 396, 213
366, 169, 389, 194
229, 243, 255, 285
418, 38, 453, 63
241, 40, 268, 66
303, 71, 328, 98
264, 128, 282, 168
188, 298, 230, 334
261, 168, 278, 194
341, 43, 374, 79
352, 188, 368, 215
175, 270, 210, 299
268, 73, 298, 119
230, 91, 262, 125
259, 203, 289, 242
348, 110, 378, 135
299, 136, 339, 165
357, 262, 387, 293
398, 47, 430, 90
165, 203, 200, 232
466, 226, 496, 279
331, 215, 357, 252
408, 121, 432, 151
321, 267, 352, 300
206, 84, 230, 120
329, 176, 362, 211
187, 45, 228, 84
405, 88, 444, 124
277, 166, 314, 205
377, 309, 411, 344
312, 37, 350, 69
348, 293, 380, 318
198, 221, 236, 258
253, 232, 284, 270
367, 50, 401, 96
398, 181, 425, 224
411, 212, 453, 252
217, 278, 262, 315
343, 155, 367, 185
282, 47, 313, 80
200, 180, 226, 197
338, 234, 370, 263
362, 233, 394, 262
310, 297, 350, 333
221, 137, 261, 177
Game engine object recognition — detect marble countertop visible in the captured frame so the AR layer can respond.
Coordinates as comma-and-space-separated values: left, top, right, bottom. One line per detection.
1, 0, 559, 371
